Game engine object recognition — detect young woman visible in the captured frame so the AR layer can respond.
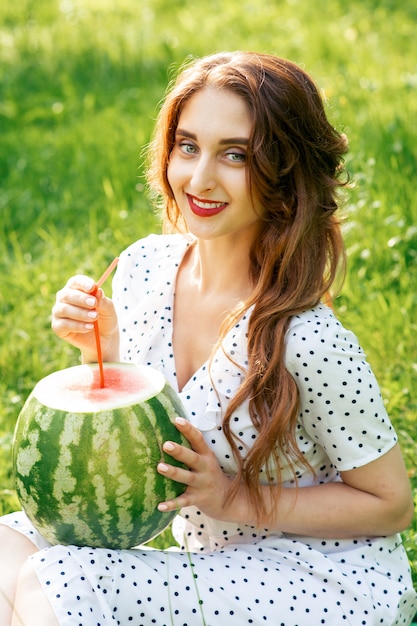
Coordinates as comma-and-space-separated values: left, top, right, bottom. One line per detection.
1, 51, 416, 625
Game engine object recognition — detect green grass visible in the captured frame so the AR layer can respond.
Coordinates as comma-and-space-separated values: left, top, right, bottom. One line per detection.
1, 0, 416, 589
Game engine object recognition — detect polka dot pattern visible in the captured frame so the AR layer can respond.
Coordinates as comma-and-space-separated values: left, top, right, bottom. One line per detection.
1, 234, 415, 625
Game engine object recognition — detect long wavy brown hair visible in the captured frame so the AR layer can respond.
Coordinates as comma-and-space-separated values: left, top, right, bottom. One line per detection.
147, 51, 349, 525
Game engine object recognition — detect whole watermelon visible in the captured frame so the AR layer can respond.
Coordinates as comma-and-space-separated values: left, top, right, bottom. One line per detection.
13, 362, 190, 549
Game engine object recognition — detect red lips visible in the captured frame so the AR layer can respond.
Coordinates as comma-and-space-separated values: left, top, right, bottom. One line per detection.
187, 194, 228, 217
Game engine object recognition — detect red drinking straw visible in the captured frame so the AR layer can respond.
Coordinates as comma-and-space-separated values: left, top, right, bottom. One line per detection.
91, 257, 119, 388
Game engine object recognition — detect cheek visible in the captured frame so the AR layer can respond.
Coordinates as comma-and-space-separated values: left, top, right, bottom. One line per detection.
162, 163, 174, 201
166, 157, 183, 194
164, 167, 177, 204
166, 160, 174, 188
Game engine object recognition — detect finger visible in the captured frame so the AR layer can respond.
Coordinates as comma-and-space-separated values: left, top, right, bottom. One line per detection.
52, 299, 98, 325
52, 314, 96, 336
56, 285, 98, 309
54, 287, 109, 320
55, 281, 96, 313
173, 417, 208, 454
161, 439, 202, 472
157, 492, 190, 513
157, 461, 195, 487
65, 275, 96, 293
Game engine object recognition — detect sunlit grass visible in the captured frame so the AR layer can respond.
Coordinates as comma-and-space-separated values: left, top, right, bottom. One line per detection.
0, 0, 416, 590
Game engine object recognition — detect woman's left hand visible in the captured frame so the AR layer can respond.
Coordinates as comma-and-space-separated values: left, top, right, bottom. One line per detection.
156, 417, 235, 520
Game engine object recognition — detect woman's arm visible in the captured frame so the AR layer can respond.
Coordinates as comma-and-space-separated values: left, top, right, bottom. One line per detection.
258, 443, 413, 538
157, 419, 414, 538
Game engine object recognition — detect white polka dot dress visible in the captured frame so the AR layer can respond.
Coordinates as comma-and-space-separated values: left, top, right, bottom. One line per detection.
2, 233, 416, 625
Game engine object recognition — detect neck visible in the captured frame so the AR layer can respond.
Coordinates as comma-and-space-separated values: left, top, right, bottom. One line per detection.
189, 235, 254, 299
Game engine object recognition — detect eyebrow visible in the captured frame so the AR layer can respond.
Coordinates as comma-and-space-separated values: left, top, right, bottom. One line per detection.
175, 128, 249, 146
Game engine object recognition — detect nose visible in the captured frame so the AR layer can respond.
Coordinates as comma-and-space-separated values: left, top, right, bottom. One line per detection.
190, 154, 217, 194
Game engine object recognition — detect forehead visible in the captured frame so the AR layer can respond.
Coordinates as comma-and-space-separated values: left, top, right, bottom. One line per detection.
177, 87, 253, 139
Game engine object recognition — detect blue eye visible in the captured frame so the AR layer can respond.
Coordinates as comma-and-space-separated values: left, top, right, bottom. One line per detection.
225, 151, 246, 163
179, 142, 197, 154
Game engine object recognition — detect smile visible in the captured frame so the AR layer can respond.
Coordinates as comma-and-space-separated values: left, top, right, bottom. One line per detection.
187, 194, 228, 217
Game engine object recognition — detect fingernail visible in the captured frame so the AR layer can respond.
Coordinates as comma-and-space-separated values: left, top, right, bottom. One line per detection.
158, 503, 168, 511
86, 297, 96, 306
87, 311, 98, 319
163, 442, 175, 452
175, 417, 187, 426
158, 463, 169, 472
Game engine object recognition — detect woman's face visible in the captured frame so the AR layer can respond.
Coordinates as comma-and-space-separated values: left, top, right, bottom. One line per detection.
167, 87, 263, 244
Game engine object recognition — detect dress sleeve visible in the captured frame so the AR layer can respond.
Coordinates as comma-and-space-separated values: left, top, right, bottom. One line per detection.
111, 234, 158, 363
110, 233, 192, 365
284, 306, 398, 472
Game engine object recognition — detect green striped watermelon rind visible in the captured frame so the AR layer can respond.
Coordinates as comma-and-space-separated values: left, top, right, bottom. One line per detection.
13, 363, 191, 549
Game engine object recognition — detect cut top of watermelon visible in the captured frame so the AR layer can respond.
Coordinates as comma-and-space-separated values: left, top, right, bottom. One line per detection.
32, 363, 166, 412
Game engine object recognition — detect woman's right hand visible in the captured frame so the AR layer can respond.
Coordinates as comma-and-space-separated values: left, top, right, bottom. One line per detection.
51, 275, 120, 363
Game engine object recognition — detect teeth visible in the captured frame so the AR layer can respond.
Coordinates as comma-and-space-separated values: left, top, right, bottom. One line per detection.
192, 198, 225, 209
